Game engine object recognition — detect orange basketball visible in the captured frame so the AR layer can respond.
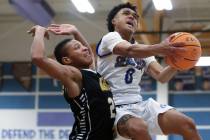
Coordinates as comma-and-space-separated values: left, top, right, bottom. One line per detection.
165, 32, 202, 70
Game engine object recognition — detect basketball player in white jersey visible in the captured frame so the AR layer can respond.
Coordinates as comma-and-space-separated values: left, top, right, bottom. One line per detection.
96, 2, 202, 140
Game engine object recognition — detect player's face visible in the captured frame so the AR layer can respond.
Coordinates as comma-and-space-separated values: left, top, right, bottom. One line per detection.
113, 8, 139, 34
65, 40, 93, 68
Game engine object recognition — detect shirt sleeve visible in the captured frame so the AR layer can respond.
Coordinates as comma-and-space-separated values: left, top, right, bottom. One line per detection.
96, 32, 126, 57
144, 56, 157, 71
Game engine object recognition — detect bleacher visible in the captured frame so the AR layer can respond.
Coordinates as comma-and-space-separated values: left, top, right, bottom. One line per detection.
0, 62, 210, 140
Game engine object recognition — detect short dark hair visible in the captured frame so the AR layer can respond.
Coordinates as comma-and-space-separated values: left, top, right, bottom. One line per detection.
54, 38, 72, 64
107, 2, 137, 32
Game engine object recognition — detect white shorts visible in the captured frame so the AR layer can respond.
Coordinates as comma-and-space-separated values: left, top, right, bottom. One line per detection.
114, 98, 173, 140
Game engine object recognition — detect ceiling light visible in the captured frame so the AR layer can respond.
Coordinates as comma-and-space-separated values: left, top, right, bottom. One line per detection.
152, 0, 173, 11
9, 0, 54, 26
196, 57, 210, 66
71, 0, 95, 14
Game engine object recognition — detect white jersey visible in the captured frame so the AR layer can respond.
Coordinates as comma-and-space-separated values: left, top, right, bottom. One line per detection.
96, 32, 156, 105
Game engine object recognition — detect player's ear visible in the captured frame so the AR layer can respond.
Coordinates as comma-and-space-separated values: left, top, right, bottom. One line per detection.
112, 18, 116, 25
62, 57, 71, 65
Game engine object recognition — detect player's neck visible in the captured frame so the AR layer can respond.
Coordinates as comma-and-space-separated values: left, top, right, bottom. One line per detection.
71, 63, 90, 70
117, 30, 133, 42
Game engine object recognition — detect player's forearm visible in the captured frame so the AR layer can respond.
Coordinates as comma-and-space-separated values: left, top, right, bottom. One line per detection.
156, 66, 177, 83
73, 29, 90, 48
126, 44, 162, 58
31, 30, 46, 60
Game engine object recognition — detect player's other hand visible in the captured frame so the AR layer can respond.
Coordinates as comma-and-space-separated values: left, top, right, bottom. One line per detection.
27, 25, 49, 40
47, 24, 78, 36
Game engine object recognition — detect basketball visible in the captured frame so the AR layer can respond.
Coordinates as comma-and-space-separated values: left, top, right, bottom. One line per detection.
165, 32, 202, 70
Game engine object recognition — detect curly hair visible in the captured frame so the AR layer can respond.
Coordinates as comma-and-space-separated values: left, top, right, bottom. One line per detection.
107, 2, 137, 32
54, 38, 72, 64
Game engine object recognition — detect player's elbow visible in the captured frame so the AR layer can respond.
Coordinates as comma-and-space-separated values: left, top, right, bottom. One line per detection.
157, 77, 169, 83
31, 55, 45, 65
158, 79, 167, 84
155, 74, 167, 83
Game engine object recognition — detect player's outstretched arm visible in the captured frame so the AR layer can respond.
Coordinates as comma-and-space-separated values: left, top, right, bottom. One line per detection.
113, 38, 186, 59
48, 24, 89, 45
48, 24, 95, 69
28, 25, 82, 97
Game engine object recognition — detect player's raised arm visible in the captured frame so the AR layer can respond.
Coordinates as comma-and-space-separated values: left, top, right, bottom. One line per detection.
48, 24, 95, 69
28, 25, 82, 97
112, 35, 186, 58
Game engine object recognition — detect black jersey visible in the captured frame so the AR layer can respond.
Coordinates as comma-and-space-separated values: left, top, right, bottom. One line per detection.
63, 69, 116, 140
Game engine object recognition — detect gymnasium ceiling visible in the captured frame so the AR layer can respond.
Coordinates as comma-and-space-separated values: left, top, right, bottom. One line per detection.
0, 0, 209, 61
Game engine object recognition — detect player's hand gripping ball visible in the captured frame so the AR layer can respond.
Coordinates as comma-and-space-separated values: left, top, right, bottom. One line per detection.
165, 32, 202, 70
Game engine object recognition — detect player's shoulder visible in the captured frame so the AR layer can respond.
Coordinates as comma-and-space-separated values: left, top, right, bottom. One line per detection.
97, 32, 119, 51
61, 65, 82, 80
102, 31, 121, 41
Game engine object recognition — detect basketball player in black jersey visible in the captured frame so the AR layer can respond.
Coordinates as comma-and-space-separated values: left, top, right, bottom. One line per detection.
28, 24, 116, 140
